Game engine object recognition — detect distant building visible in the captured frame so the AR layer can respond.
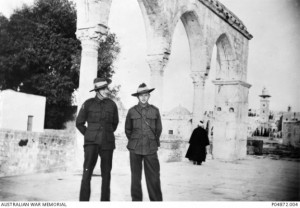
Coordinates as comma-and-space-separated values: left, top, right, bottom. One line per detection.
259, 87, 271, 129
282, 112, 300, 122
0, 90, 46, 132
249, 87, 273, 137
282, 121, 300, 147
282, 111, 300, 147
247, 116, 260, 137
162, 105, 192, 141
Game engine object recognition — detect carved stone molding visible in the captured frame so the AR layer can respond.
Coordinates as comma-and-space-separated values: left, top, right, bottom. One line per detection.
199, 0, 253, 40
76, 24, 108, 43
190, 71, 207, 89
76, 26, 108, 57
212, 80, 252, 88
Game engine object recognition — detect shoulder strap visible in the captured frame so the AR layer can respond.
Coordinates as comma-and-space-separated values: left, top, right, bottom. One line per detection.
134, 107, 157, 137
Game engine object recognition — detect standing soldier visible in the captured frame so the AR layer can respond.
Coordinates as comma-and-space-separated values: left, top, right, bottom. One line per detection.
76, 78, 119, 201
125, 83, 163, 201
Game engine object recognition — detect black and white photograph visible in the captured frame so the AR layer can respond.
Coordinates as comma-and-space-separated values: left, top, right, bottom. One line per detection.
0, 0, 299, 206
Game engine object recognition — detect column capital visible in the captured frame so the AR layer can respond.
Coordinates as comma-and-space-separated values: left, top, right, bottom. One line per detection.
146, 53, 170, 75
190, 71, 207, 88
76, 26, 108, 58
76, 24, 108, 44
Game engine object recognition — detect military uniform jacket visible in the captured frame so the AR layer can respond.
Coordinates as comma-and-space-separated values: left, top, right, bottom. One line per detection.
76, 96, 119, 149
125, 103, 162, 155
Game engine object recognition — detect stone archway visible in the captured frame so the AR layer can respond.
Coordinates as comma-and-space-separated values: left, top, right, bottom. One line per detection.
75, 0, 253, 160
208, 33, 252, 160
179, 11, 207, 130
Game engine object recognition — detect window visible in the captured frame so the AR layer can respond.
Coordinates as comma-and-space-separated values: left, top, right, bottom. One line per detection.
169, 130, 173, 135
27, 115, 33, 131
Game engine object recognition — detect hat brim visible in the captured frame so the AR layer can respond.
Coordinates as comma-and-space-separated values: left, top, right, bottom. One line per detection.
89, 79, 112, 92
131, 88, 155, 97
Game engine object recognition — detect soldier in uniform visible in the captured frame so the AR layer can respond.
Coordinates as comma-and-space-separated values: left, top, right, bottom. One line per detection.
125, 83, 163, 201
76, 77, 119, 201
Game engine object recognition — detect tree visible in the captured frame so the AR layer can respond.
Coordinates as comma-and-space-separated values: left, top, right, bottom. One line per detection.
0, 14, 12, 89
0, 0, 120, 129
277, 115, 283, 132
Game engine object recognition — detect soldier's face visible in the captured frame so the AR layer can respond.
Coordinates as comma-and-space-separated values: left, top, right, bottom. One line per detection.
97, 87, 109, 98
138, 93, 150, 104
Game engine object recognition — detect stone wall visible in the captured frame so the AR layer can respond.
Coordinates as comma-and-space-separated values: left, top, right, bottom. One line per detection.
282, 121, 300, 147
158, 135, 188, 162
0, 128, 188, 177
0, 129, 76, 177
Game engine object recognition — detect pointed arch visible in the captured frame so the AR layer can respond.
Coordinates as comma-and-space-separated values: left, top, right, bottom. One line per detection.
137, 0, 172, 55
208, 33, 238, 80
180, 11, 204, 72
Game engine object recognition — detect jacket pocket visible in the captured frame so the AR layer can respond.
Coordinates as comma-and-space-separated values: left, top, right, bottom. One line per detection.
148, 134, 156, 140
146, 113, 157, 119
149, 138, 158, 151
127, 134, 139, 150
127, 139, 138, 150
146, 113, 157, 128
131, 114, 141, 128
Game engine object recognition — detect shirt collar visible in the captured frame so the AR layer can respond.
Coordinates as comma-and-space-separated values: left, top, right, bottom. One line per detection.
138, 102, 149, 109
95, 95, 106, 103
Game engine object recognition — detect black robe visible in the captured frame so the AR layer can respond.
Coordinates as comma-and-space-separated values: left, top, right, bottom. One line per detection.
185, 126, 210, 162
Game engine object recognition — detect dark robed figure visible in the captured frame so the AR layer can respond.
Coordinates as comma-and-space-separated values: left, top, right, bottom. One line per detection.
185, 121, 210, 165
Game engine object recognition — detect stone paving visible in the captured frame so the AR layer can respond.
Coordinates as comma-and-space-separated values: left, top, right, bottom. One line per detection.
0, 151, 299, 201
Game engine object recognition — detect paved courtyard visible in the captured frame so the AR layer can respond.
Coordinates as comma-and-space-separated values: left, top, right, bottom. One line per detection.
0, 151, 299, 201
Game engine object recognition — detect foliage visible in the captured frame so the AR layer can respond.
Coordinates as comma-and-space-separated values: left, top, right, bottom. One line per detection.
277, 115, 283, 131
0, 0, 120, 129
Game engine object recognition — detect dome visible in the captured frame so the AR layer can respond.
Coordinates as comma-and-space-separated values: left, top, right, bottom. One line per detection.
166, 105, 191, 116
259, 87, 271, 98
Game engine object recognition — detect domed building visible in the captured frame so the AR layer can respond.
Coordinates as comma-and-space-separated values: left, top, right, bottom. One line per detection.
162, 105, 193, 141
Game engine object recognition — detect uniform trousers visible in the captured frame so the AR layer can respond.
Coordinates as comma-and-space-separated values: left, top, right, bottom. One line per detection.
130, 152, 163, 201
79, 145, 113, 201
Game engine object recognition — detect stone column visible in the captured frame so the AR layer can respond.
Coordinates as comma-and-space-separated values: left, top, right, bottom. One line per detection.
212, 80, 251, 161
190, 71, 207, 129
146, 53, 169, 110
76, 27, 106, 108
75, 27, 105, 165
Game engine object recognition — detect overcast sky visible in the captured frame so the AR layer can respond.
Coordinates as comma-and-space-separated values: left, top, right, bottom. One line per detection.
1, 0, 299, 112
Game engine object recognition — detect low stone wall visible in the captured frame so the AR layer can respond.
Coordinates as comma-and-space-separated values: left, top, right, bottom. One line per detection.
0, 129, 76, 177
0, 130, 188, 177
159, 135, 188, 162
247, 140, 263, 155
